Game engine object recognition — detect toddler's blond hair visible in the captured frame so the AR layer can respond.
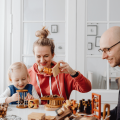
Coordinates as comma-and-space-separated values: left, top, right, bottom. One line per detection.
8, 62, 30, 82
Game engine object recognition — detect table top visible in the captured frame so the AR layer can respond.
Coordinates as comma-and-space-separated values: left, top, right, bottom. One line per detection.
6, 105, 56, 120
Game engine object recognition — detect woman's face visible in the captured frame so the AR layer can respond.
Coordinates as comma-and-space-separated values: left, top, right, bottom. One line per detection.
34, 45, 54, 70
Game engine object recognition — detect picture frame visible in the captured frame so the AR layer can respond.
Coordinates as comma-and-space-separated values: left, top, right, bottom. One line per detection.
56, 43, 65, 54
51, 25, 58, 33
88, 42, 92, 50
95, 36, 101, 47
87, 25, 98, 36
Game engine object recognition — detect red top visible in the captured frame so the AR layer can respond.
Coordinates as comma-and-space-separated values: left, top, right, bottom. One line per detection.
28, 61, 91, 104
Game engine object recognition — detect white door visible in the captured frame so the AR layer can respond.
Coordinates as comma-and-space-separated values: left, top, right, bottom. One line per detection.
77, 0, 119, 111
11, 0, 77, 99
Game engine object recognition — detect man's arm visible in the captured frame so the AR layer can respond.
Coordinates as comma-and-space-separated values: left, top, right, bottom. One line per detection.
101, 106, 117, 120
110, 106, 117, 120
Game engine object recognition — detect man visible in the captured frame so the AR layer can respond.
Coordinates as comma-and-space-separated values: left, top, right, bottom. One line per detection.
99, 26, 120, 120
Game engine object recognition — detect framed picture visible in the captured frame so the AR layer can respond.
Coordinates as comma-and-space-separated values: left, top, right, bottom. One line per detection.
87, 25, 97, 36
88, 42, 92, 50
51, 25, 58, 33
56, 43, 65, 54
95, 36, 101, 47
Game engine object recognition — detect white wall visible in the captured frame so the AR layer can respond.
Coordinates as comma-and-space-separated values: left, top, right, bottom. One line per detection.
0, 0, 5, 94
76, 0, 86, 75
5, 0, 12, 88
0, 0, 12, 94
76, 0, 118, 110
66, 0, 77, 100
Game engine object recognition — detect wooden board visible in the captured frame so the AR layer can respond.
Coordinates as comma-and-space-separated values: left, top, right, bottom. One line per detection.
56, 109, 72, 120
44, 105, 60, 111
16, 105, 28, 108
28, 112, 45, 119
45, 104, 62, 108
45, 115, 56, 120
52, 63, 60, 77
41, 97, 64, 100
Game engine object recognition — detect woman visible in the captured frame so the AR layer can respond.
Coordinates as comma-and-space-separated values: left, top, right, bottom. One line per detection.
28, 27, 91, 104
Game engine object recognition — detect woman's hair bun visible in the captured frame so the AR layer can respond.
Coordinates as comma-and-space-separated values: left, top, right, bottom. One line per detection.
35, 26, 50, 39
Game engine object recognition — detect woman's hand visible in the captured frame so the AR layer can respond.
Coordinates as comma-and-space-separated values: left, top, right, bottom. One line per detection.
58, 60, 76, 75
25, 93, 34, 100
11, 93, 20, 101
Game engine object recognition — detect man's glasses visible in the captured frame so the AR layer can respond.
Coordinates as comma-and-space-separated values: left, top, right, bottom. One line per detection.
98, 41, 120, 53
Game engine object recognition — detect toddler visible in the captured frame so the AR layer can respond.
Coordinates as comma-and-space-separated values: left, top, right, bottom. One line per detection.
0, 62, 41, 104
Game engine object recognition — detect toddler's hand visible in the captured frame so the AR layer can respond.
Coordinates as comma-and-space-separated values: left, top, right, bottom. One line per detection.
11, 93, 20, 101
25, 93, 34, 100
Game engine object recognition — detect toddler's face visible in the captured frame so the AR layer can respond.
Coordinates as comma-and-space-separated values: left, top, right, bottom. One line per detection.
11, 67, 28, 89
